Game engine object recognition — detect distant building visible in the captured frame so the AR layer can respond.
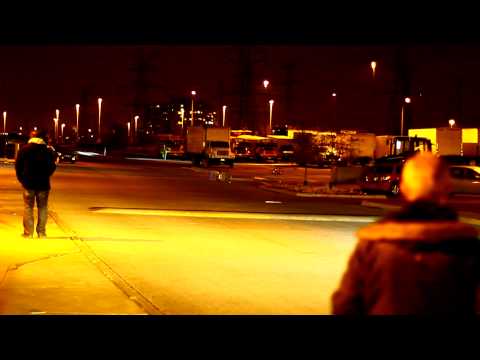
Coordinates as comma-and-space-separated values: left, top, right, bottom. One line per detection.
143, 99, 217, 135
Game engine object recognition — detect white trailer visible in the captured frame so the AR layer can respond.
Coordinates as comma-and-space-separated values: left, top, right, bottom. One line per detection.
186, 127, 235, 167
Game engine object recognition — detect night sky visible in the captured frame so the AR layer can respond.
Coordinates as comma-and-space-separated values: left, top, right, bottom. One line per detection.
1, 44, 480, 136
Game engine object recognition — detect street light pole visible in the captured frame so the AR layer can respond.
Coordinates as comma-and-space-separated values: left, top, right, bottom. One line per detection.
75, 104, 80, 139
53, 118, 58, 143
222, 105, 227, 127
191, 91, 196, 126
2, 111, 6, 134
134, 115, 139, 142
269, 99, 274, 134
61, 123, 65, 143
55, 109, 60, 143
127, 122, 131, 143
371, 61, 377, 78
401, 97, 411, 136
98, 98, 102, 141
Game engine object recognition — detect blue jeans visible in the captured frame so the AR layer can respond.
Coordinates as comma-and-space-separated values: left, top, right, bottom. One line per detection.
23, 189, 49, 237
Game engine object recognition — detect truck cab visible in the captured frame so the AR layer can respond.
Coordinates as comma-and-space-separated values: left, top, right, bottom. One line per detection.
186, 127, 235, 167
205, 140, 234, 165
375, 135, 431, 160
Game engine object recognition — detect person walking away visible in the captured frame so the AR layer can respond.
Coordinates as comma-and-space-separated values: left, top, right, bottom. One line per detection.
332, 152, 480, 315
15, 129, 57, 238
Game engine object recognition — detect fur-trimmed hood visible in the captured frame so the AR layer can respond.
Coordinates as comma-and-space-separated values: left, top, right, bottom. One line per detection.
357, 221, 478, 243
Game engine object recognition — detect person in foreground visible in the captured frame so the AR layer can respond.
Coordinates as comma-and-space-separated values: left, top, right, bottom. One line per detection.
332, 152, 480, 315
15, 129, 57, 238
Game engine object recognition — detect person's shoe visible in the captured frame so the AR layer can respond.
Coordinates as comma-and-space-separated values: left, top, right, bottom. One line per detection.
22, 233, 33, 239
37, 233, 47, 239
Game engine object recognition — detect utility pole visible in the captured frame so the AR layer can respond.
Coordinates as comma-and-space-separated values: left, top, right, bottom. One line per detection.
283, 63, 296, 128
128, 50, 162, 140
237, 47, 254, 130
391, 46, 412, 135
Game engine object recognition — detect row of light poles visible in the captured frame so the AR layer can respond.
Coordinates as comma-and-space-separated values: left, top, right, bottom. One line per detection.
52, 98, 102, 143
42, 60, 410, 143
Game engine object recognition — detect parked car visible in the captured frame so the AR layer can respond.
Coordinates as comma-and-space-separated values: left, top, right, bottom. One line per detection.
160, 141, 185, 159
279, 144, 296, 162
448, 165, 480, 195
317, 153, 346, 168
360, 159, 404, 196
55, 145, 77, 164
234, 142, 255, 161
255, 143, 280, 162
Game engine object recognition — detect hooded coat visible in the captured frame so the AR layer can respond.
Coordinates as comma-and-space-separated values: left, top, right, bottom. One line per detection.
332, 201, 480, 315
15, 137, 57, 191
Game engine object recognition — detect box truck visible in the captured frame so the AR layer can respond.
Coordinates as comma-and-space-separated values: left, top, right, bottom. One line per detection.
186, 127, 235, 167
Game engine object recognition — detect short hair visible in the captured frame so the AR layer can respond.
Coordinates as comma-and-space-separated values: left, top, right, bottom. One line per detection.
400, 152, 451, 202
30, 129, 49, 141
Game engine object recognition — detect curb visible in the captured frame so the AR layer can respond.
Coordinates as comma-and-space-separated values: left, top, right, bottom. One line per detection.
259, 184, 388, 199
360, 200, 480, 227
297, 193, 387, 199
125, 157, 190, 165
360, 201, 401, 210
259, 185, 298, 196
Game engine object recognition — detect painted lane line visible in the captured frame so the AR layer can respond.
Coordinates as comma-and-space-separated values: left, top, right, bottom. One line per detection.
90, 208, 377, 223
265, 201, 283, 204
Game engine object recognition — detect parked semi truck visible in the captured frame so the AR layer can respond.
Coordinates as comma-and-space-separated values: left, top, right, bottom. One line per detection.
186, 127, 235, 167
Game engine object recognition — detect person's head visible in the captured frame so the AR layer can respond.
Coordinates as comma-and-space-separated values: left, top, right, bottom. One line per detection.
400, 152, 451, 203
30, 129, 49, 142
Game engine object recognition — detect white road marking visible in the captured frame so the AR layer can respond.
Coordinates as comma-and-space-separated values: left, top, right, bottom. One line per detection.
265, 201, 283, 204
90, 208, 377, 223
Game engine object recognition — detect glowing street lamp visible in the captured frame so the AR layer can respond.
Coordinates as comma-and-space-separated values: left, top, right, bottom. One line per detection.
400, 97, 412, 136
263, 80, 270, 89
75, 104, 80, 137
2, 111, 6, 134
53, 118, 59, 142
191, 91, 196, 126
134, 115, 139, 140
371, 61, 377, 77
97, 98, 102, 140
127, 122, 131, 142
449, 119, 456, 128
222, 105, 227, 127
61, 123, 66, 142
269, 99, 274, 133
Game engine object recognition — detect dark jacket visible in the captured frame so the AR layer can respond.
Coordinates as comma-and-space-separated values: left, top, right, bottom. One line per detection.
15, 138, 57, 191
332, 201, 480, 315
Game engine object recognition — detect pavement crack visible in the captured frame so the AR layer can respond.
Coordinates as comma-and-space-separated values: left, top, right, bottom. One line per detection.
48, 210, 165, 315
9, 251, 81, 271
